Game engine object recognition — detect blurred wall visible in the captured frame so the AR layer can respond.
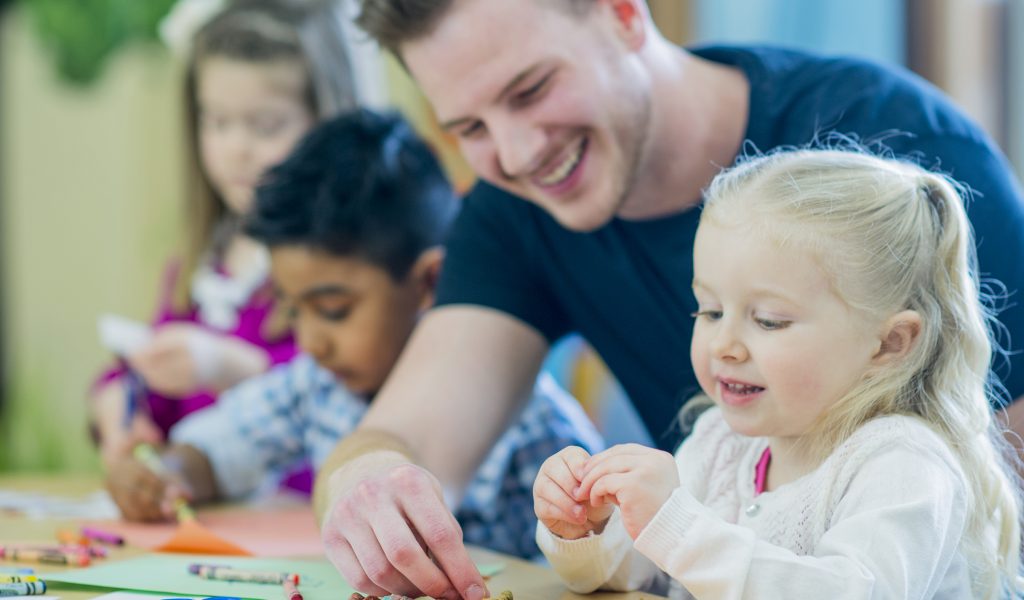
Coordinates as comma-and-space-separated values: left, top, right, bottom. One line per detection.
0, 6, 182, 471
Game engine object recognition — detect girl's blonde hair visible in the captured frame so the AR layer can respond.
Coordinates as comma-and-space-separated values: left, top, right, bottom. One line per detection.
173, 0, 358, 312
701, 148, 1021, 597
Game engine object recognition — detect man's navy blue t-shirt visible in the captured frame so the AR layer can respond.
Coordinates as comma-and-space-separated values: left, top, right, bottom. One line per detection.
435, 45, 1024, 451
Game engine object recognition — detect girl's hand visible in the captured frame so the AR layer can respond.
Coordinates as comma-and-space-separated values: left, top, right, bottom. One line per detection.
534, 446, 614, 540
127, 324, 268, 397
91, 382, 163, 470
577, 444, 680, 539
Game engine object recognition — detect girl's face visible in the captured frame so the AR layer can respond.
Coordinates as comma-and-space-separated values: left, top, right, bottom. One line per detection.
196, 56, 315, 215
689, 217, 883, 452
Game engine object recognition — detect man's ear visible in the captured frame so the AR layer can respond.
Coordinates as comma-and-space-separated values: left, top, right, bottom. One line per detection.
408, 247, 445, 313
602, 0, 648, 50
872, 310, 922, 366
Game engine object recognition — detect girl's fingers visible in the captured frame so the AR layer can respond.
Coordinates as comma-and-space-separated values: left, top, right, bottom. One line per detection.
589, 472, 631, 508
535, 474, 586, 524
578, 453, 641, 500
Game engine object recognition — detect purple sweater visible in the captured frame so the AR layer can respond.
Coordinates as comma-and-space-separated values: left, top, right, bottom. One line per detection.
93, 260, 297, 438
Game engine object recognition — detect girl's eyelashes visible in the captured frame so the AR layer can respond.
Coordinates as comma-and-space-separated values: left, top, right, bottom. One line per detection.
690, 308, 792, 331
755, 317, 791, 331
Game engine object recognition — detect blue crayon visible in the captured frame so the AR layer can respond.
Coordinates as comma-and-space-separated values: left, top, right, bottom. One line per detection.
0, 580, 46, 596
0, 568, 32, 575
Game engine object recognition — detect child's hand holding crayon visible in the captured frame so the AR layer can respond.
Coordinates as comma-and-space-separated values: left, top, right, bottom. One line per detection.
104, 443, 218, 522
533, 446, 614, 540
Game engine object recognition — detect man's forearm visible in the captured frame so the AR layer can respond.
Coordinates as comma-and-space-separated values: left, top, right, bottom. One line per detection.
313, 429, 418, 523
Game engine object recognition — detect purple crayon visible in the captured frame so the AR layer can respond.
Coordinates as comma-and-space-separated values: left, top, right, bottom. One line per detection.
81, 526, 124, 546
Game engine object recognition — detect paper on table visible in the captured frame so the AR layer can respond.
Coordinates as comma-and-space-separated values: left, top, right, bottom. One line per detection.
83, 505, 323, 557
98, 314, 153, 356
44, 553, 356, 600
92, 592, 203, 600
0, 489, 120, 520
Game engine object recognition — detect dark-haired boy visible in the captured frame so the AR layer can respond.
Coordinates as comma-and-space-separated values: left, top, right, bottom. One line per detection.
104, 109, 602, 559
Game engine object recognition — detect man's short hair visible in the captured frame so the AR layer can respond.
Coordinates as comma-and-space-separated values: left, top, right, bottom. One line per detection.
246, 109, 457, 280
356, 0, 595, 56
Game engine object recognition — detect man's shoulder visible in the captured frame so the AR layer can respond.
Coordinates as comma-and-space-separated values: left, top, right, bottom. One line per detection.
694, 44, 979, 146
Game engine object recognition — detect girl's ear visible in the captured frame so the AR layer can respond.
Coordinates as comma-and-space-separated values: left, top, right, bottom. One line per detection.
872, 310, 922, 366
408, 247, 445, 313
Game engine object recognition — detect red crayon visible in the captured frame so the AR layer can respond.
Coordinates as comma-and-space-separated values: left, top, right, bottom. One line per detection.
283, 578, 303, 600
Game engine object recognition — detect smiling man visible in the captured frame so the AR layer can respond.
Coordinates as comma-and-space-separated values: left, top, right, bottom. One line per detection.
315, 1, 1024, 598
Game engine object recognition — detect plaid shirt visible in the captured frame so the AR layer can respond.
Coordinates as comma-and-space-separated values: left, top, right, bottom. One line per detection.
171, 354, 603, 558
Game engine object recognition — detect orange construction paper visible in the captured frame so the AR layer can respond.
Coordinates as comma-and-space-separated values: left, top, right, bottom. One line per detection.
82, 504, 324, 557
155, 517, 252, 556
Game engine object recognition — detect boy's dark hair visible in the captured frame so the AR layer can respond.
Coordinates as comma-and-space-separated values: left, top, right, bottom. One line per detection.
246, 109, 457, 280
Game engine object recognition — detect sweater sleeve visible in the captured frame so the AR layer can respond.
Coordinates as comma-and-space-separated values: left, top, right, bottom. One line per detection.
535, 405, 727, 596
634, 439, 969, 599
536, 508, 666, 595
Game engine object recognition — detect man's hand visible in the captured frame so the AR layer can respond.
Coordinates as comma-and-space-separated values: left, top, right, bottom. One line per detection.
320, 453, 488, 600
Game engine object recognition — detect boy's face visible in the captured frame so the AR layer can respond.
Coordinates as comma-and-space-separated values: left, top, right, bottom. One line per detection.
270, 246, 434, 397
404, 0, 652, 232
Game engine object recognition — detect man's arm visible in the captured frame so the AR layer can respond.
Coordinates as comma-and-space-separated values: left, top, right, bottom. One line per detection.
315, 305, 549, 600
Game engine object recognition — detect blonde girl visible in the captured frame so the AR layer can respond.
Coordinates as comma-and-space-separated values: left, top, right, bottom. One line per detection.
91, 0, 359, 485
534, 149, 1022, 598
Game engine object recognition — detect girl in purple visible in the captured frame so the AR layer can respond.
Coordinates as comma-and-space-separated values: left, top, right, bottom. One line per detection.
90, 0, 360, 482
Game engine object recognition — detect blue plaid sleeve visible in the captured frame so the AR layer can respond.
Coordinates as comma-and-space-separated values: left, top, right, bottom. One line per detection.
455, 373, 604, 558
170, 355, 320, 499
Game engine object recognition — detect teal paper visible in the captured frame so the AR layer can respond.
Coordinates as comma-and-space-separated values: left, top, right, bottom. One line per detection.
43, 554, 355, 600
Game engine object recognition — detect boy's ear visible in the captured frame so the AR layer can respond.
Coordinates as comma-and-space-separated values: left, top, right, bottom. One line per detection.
409, 247, 445, 312
871, 310, 922, 367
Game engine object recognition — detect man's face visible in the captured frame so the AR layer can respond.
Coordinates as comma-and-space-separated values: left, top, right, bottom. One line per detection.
404, 0, 652, 232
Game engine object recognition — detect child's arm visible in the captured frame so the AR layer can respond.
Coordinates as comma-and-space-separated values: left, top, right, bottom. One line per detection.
167, 355, 316, 499
631, 436, 969, 598
89, 379, 163, 470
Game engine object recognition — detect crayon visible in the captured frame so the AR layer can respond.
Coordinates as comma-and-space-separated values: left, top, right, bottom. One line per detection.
0, 581, 46, 596
6, 544, 99, 559
189, 565, 299, 585
81, 526, 125, 546
283, 578, 303, 600
0, 575, 37, 583
0, 547, 90, 566
56, 529, 89, 546
0, 568, 32, 575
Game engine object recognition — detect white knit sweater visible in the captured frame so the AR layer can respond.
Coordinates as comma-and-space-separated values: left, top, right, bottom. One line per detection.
537, 408, 980, 599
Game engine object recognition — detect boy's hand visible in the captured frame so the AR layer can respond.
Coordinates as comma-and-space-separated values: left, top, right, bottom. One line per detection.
105, 453, 190, 522
577, 444, 679, 539
534, 446, 613, 540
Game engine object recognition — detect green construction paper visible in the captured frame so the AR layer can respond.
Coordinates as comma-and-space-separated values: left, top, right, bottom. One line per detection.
43, 554, 355, 600
44, 553, 507, 600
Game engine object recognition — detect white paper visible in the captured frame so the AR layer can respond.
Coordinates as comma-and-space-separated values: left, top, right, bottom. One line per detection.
98, 314, 153, 356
